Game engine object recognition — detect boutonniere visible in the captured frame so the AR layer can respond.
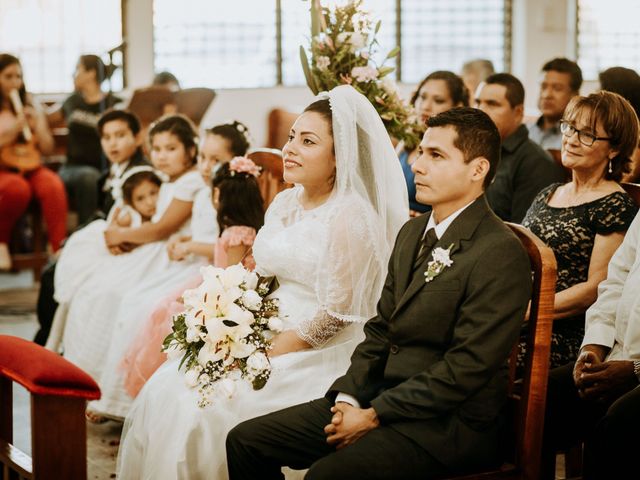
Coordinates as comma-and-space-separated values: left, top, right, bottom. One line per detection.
424, 244, 454, 283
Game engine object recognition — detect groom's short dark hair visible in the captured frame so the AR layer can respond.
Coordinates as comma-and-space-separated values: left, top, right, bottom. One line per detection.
426, 107, 501, 188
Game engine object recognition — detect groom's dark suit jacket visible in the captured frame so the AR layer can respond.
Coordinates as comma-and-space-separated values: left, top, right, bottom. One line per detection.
328, 195, 532, 471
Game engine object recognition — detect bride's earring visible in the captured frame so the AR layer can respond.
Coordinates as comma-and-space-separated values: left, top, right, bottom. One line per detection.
608, 160, 613, 174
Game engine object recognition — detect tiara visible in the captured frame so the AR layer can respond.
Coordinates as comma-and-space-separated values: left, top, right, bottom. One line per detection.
111, 166, 168, 203
229, 156, 261, 177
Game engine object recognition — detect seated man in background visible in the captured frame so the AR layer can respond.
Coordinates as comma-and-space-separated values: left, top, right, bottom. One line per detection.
476, 73, 566, 223
226, 108, 532, 480
528, 57, 583, 151
542, 210, 640, 479
460, 58, 494, 99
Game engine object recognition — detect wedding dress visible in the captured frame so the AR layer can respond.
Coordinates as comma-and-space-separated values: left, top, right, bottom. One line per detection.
116, 85, 409, 480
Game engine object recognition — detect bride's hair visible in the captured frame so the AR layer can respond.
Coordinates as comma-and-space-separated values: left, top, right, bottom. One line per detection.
303, 99, 333, 138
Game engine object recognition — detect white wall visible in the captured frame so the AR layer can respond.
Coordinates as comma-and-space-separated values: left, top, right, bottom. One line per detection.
120, 0, 584, 141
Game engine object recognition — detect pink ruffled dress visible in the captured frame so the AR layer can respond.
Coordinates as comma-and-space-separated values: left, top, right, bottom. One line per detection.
119, 225, 257, 398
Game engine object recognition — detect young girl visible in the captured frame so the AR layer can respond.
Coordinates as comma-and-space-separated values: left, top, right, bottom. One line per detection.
166, 120, 250, 262
111, 168, 163, 227
75, 122, 254, 419
53, 167, 162, 307
121, 158, 264, 398
59, 115, 207, 414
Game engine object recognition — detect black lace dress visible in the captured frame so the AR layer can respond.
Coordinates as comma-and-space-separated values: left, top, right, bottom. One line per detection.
519, 183, 638, 368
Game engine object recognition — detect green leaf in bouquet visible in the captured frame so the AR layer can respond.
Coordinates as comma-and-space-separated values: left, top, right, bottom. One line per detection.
378, 66, 395, 78
223, 319, 239, 327
258, 275, 280, 295
310, 0, 323, 38
374, 19, 381, 34
300, 46, 319, 94
386, 46, 400, 59
252, 374, 269, 390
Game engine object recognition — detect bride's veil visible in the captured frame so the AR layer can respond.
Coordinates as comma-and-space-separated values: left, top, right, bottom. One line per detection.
315, 85, 409, 324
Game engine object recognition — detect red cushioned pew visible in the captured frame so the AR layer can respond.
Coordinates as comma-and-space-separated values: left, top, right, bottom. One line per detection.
0, 335, 100, 479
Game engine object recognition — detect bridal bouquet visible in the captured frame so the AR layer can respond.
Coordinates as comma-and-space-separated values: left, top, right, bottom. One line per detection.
163, 264, 282, 408
300, 0, 424, 149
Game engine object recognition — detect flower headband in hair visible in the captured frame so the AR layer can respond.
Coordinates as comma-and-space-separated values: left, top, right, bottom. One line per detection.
229, 156, 261, 177
111, 166, 168, 203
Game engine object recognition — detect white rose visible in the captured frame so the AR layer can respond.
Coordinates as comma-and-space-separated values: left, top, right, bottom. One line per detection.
186, 325, 201, 343
241, 289, 262, 311
349, 32, 367, 51
184, 369, 199, 387
229, 338, 255, 359
218, 378, 236, 398
198, 342, 224, 365
337, 31, 367, 52
316, 55, 331, 71
432, 247, 453, 267
221, 264, 248, 289
243, 271, 258, 291
268, 316, 284, 332
246, 351, 270, 373
351, 65, 378, 83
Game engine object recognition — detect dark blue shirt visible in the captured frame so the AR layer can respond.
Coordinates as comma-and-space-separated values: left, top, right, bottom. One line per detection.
399, 150, 430, 214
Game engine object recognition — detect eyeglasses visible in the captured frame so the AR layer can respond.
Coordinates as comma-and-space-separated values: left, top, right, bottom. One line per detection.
560, 121, 611, 147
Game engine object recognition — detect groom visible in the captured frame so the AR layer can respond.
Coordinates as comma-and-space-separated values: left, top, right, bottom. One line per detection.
226, 108, 532, 479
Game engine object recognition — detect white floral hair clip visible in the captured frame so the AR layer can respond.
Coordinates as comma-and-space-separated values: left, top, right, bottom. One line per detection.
229, 156, 261, 177
424, 244, 454, 283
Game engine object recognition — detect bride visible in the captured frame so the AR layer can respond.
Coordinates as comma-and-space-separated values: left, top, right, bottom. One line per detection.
116, 85, 408, 479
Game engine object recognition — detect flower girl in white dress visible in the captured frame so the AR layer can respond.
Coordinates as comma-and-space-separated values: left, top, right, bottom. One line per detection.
86, 124, 255, 418
116, 85, 409, 479
58, 115, 208, 414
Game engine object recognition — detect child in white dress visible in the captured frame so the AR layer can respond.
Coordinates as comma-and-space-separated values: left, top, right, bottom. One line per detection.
54, 167, 163, 306
58, 115, 207, 419
120, 157, 264, 398
81, 121, 254, 419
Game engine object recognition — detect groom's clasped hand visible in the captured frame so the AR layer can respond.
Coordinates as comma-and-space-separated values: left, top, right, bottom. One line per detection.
324, 402, 380, 450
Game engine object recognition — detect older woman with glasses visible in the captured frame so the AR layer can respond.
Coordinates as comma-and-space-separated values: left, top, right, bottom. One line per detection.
518, 91, 639, 369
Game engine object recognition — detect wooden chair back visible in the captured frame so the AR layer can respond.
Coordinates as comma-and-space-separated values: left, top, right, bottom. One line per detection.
0, 336, 101, 479
175, 87, 216, 127
266, 108, 298, 150
9, 200, 49, 282
444, 223, 557, 480
621, 182, 640, 206
247, 148, 292, 208
547, 149, 571, 182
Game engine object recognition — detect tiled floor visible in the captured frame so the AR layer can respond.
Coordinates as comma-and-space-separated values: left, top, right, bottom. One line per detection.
0, 271, 122, 479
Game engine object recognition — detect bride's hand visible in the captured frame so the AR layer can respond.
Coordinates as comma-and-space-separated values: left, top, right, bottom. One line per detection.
268, 330, 311, 358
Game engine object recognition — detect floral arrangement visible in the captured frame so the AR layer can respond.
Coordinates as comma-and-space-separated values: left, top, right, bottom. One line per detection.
300, 0, 424, 150
229, 156, 261, 177
163, 264, 282, 407
424, 245, 454, 283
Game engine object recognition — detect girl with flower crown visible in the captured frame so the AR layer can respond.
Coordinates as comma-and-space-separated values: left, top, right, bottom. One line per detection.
120, 157, 265, 398
166, 121, 251, 262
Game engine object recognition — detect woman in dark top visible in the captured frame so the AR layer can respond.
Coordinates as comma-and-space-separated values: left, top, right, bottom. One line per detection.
399, 71, 469, 215
520, 91, 639, 368
49, 54, 121, 224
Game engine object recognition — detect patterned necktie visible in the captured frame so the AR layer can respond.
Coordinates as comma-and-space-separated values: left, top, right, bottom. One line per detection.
413, 228, 438, 272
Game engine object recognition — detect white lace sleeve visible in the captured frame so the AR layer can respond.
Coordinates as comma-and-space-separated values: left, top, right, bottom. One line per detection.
296, 196, 387, 348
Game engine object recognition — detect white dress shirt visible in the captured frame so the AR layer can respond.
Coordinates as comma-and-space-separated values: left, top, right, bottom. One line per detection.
336, 198, 477, 408
581, 211, 640, 360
